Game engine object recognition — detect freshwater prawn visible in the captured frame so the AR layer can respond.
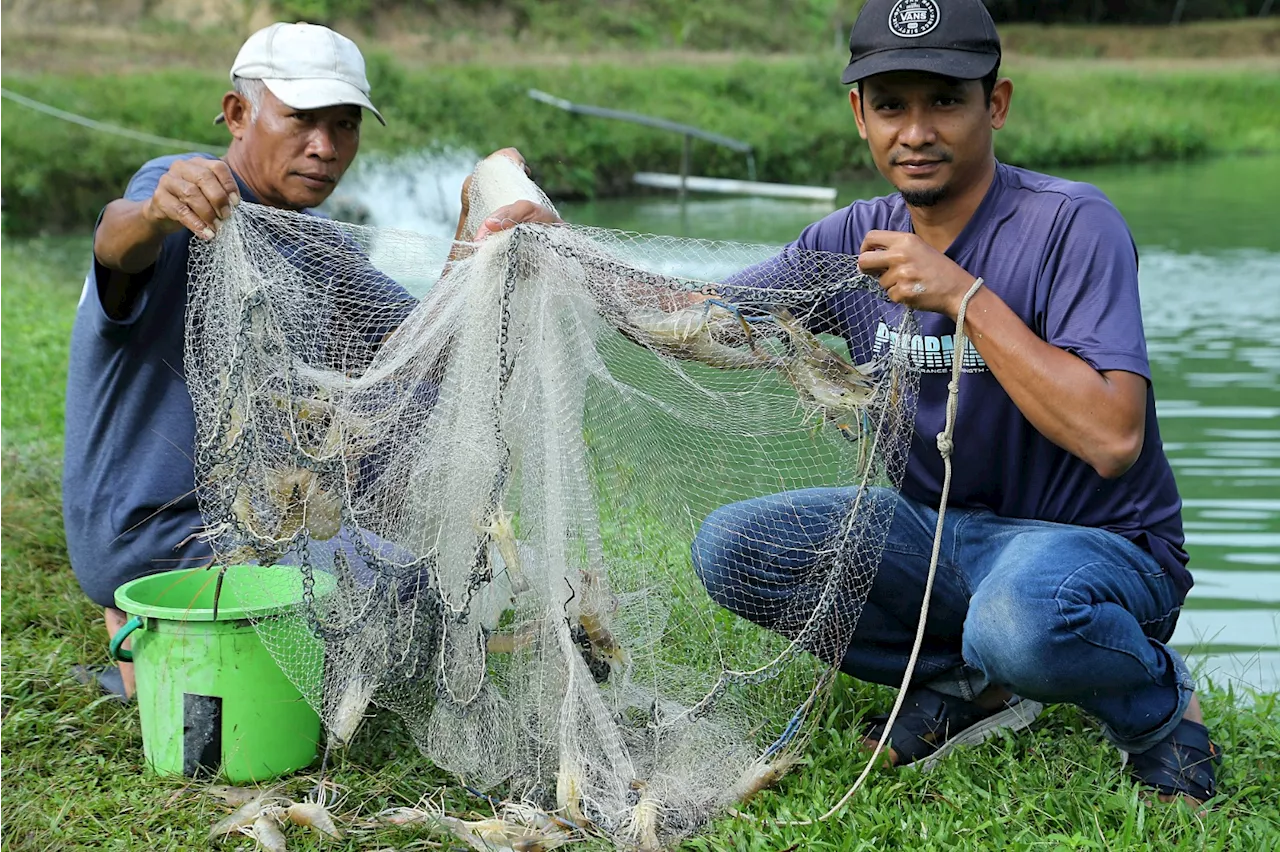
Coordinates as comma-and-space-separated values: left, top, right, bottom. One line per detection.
626, 299, 781, 370
769, 308, 890, 449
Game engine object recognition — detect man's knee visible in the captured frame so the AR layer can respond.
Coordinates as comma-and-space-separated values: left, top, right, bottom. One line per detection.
963, 577, 1065, 699
690, 505, 741, 612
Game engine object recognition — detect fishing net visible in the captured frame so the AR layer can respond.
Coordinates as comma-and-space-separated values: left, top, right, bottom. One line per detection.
185, 154, 921, 847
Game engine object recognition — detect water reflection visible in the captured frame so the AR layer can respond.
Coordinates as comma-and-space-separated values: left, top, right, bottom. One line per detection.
1141, 245, 1280, 692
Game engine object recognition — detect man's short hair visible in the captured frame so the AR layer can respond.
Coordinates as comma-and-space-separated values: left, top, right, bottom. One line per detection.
233, 76, 266, 120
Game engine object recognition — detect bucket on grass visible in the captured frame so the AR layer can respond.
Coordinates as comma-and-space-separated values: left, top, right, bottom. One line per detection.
110, 564, 333, 782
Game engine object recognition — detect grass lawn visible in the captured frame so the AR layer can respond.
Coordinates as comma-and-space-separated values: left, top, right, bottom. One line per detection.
2, 236, 1278, 850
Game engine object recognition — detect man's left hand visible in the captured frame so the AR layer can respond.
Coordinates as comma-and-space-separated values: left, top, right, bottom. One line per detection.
475, 199, 563, 242
857, 230, 979, 319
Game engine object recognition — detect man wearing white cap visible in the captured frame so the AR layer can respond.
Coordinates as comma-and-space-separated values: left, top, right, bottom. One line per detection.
64, 22, 556, 700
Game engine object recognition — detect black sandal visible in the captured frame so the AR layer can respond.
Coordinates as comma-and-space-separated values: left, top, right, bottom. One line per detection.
1124, 718, 1221, 803
865, 686, 1042, 771
71, 664, 131, 705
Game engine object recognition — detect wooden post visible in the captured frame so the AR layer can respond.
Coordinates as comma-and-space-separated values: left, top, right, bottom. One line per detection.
680, 133, 692, 200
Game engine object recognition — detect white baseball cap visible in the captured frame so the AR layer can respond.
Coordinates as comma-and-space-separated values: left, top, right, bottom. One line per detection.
216, 22, 385, 125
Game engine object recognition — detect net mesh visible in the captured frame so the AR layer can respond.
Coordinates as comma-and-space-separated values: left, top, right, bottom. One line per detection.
185, 155, 921, 847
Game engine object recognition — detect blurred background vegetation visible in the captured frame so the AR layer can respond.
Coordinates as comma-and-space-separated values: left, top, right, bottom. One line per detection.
1, 1, 1277, 236
258, 0, 1280, 46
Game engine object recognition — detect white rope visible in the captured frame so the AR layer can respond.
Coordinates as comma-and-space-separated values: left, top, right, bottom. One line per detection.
0, 87, 224, 154
783, 276, 985, 826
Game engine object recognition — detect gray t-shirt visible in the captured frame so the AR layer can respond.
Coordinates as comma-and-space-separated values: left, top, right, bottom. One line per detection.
63, 154, 415, 608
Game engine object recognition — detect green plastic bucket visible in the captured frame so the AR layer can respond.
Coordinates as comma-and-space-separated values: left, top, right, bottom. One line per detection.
111, 564, 333, 782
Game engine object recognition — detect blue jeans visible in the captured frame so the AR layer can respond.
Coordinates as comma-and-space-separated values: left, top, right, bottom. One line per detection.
691, 487, 1194, 753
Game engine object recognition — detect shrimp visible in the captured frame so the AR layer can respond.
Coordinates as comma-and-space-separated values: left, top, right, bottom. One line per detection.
205, 784, 270, 807
240, 809, 288, 852
379, 803, 570, 850
328, 674, 376, 748
727, 754, 798, 805
226, 468, 341, 544
771, 309, 882, 419
480, 505, 529, 593
377, 807, 432, 826
628, 302, 780, 370
622, 781, 663, 852
270, 392, 373, 459
208, 794, 284, 839
486, 623, 538, 654
411, 812, 562, 852
285, 799, 343, 839
265, 468, 342, 542
570, 571, 628, 681
576, 610, 627, 674
556, 754, 587, 825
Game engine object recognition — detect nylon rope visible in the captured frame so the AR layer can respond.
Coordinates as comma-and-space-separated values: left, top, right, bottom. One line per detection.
0, 87, 224, 154
783, 275, 985, 826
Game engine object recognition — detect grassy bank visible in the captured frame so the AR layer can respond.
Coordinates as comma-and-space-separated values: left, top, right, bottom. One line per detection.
5, 56, 1280, 236
4, 234, 1280, 849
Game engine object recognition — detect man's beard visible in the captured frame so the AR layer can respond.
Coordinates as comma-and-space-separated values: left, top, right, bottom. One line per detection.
898, 184, 949, 207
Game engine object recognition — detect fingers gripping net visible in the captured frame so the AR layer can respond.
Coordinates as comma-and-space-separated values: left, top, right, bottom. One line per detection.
186, 156, 921, 846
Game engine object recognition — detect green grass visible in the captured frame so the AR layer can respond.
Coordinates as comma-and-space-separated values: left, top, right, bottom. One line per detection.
4, 235, 1280, 850
4, 56, 1280, 236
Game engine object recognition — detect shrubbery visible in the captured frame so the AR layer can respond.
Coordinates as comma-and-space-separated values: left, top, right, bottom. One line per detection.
3, 58, 1277, 235
266, 0, 1274, 42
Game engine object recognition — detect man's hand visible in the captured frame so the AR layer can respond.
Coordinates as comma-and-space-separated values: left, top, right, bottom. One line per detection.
474, 200, 564, 242
452, 147, 562, 247
856, 230, 1147, 480
459, 147, 529, 225
142, 158, 242, 242
857, 230, 978, 319
94, 157, 240, 290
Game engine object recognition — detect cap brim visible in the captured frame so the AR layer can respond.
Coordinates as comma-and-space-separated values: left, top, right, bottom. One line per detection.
212, 78, 386, 125
841, 48, 999, 85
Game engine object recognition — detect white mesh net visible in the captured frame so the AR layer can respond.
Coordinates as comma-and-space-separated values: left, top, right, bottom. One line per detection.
186, 154, 921, 847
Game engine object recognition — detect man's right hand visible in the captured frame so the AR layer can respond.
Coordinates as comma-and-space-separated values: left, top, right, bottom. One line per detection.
94, 157, 241, 317
142, 158, 242, 241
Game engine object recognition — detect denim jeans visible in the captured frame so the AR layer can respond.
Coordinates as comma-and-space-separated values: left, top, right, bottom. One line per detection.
691, 487, 1194, 753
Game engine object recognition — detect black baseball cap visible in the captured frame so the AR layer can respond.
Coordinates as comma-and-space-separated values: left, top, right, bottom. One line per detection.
842, 0, 1001, 85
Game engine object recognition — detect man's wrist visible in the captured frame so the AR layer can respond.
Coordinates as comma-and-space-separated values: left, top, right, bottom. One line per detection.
947, 275, 984, 322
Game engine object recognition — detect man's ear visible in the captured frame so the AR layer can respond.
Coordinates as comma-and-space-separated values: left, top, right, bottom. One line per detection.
221, 92, 251, 139
989, 77, 1013, 131
849, 88, 869, 140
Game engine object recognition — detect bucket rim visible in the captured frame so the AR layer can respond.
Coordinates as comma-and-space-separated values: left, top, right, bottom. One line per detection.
113, 564, 328, 622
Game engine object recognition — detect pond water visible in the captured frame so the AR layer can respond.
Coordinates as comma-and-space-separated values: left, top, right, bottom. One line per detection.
342, 153, 1280, 692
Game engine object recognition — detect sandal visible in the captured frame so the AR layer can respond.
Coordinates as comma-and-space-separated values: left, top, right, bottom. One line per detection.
865, 686, 1042, 771
1124, 718, 1221, 804
71, 664, 131, 705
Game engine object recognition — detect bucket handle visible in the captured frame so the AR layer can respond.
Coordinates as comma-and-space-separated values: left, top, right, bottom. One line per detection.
109, 615, 144, 662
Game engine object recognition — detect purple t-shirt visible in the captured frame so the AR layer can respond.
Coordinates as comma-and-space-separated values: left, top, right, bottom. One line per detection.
753, 163, 1190, 597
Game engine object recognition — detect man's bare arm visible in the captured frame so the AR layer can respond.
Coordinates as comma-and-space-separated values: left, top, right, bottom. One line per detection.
94, 158, 240, 319
948, 287, 1145, 479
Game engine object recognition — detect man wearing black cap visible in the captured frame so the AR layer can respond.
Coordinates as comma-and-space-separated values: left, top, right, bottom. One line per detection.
691, 0, 1217, 807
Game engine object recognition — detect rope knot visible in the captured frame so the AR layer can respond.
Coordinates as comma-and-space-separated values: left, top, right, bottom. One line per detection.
936, 433, 954, 457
